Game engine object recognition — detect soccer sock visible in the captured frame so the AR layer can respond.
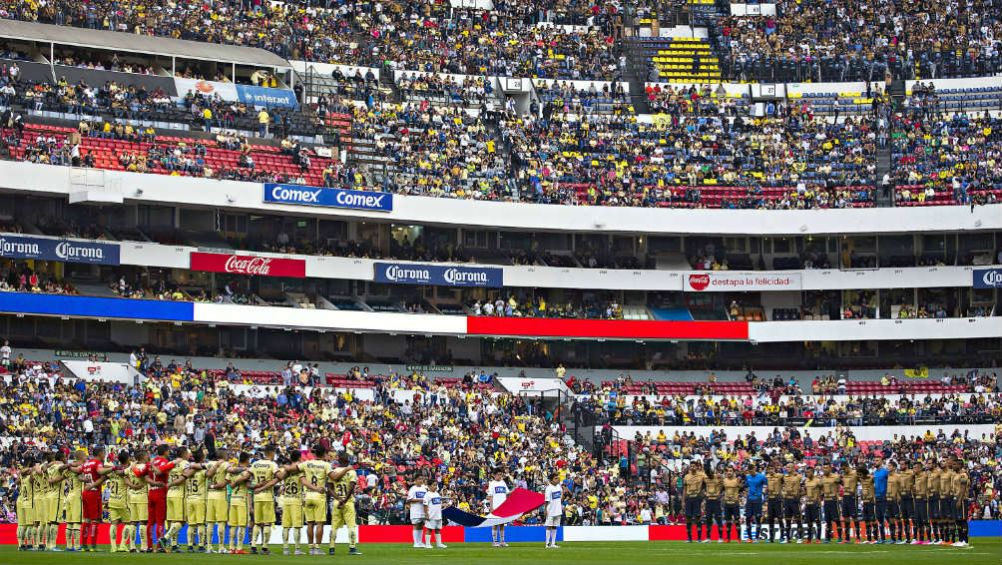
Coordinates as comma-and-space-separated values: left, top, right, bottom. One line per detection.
499, 526, 505, 544
49, 524, 58, 548
236, 526, 244, 550
16, 524, 24, 547
262, 525, 272, 549
292, 527, 300, 548
218, 523, 227, 551
124, 525, 134, 549
685, 518, 692, 541
414, 529, 422, 545
283, 527, 290, 550
252, 525, 261, 548
348, 526, 357, 549
138, 523, 148, 550
111, 524, 120, 552
166, 522, 180, 545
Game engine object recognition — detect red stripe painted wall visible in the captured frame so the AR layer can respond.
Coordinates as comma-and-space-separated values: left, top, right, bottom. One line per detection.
466, 318, 749, 340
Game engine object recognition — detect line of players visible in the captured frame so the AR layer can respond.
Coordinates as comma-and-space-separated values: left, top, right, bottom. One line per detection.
678, 457, 973, 546
14, 444, 366, 555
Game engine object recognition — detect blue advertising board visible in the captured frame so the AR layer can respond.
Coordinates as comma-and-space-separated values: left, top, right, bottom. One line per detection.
264, 183, 393, 212
973, 268, 1002, 289
0, 233, 120, 265
373, 262, 503, 288
0, 293, 194, 321
236, 85, 298, 109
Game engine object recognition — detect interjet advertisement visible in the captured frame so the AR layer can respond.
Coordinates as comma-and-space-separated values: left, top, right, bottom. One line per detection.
374, 262, 503, 288
0, 233, 120, 265
264, 183, 393, 212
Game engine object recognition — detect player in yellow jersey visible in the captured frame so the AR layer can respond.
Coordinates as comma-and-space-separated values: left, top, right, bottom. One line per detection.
182, 450, 209, 553
16, 453, 37, 551
42, 451, 72, 552
105, 452, 134, 553
126, 450, 151, 552
63, 450, 86, 551
227, 452, 253, 554
250, 446, 280, 555
164, 447, 193, 552
275, 452, 305, 555
301, 445, 333, 555
328, 451, 362, 556
206, 447, 233, 554
30, 459, 47, 551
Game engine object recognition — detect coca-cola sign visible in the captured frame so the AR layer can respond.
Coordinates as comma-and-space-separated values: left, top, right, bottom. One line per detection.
189, 252, 306, 278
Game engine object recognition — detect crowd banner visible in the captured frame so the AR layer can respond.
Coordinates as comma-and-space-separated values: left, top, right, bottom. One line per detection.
61, 360, 141, 384
684, 272, 802, 292
373, 262, 503, 287
264, 183, 394, 212
0, 233, 120, 265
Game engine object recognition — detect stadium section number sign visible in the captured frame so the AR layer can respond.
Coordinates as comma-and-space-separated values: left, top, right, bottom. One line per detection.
684, 272, 802, 292
264, 183, 394, 212
973, 268, 1002, 288
374, 262, 503, 287
189, 252, 306, 278
0, 233, 120, 265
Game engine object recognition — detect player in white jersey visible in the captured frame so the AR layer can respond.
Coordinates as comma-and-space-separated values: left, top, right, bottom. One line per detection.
405, 476, 429, 548
544, 474, 567, 548
424, 483, 449, 549
487, 469, 510, 547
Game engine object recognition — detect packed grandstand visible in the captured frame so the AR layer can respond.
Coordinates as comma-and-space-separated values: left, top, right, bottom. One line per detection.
0, 0, 999, 559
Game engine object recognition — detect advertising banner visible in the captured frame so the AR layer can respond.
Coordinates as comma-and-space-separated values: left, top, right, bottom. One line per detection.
174, 78, 239, 101
61, 360, 141, 384
189, 252, 306, 278
684, 272, 802, 292
0, 233, 120, 265
264, 183, 394, 212
374, 262, 503, 287
973, 268, 1002, 289
236, 84, 298, 108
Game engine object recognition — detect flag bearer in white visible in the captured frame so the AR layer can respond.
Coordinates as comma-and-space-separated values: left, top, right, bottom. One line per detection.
406, 476, 429, 548
487, 469, 510, 547
544, 475, 566, 548
424, 482, 449, 549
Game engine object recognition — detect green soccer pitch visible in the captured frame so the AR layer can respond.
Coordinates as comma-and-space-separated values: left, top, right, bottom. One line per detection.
3, 540, 1000, 565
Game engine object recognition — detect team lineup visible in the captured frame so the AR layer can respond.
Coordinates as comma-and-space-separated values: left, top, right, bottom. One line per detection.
12, 443, 570, 554
11, 442, 974, 554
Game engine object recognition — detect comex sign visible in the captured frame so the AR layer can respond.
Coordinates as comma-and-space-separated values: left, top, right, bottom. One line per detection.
374, 262, 503, 288
973, 268, 1002, 289
264, 183, 393, 212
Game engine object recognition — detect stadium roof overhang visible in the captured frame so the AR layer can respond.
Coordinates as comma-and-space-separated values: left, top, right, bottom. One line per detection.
0, 19, 291, 70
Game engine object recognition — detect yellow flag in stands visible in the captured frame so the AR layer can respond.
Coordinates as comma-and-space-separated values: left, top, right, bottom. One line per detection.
904, 367, 929, 379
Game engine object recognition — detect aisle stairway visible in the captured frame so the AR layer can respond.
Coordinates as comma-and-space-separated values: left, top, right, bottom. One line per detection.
627, 36, 723, 84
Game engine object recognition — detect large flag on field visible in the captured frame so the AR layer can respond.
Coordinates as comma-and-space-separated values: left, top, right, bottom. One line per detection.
442, 488, 545, 528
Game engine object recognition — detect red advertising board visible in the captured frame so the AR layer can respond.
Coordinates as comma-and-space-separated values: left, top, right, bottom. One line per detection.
466, 318, 749, 340
189, 252, 305, 278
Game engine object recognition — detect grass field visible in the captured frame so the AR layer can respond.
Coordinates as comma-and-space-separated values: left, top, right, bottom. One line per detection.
4, 540, 1000, 565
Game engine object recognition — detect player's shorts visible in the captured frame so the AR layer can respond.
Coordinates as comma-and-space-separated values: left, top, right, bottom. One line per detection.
704, 499, 722, 520
228, 503, 248, 527
186, 499, 207, 525
898, 496, 914, 519
914, 498, 928, 522
928, 496, 940, 519
16, 498, 32, 525
684, 496, 703, 519
767, 498, 782, 520
410, 516, 426, 525
425, 519, 443, 530
544, 515, 560, 528
304, 497, 327, 523
65, 493, 83, 524
887, 500, 900, 519
724, 503, 740, 523
82, 491, 102, 521
108, 505, 131, 523
331, 501, 356, 531
783, 498, 800, 519
862, 501, 876, 522
745, 500, 762, 519
207, 494, 228, 522
951, 498, 966, 521
805, 503, 821, 523
128, 498, 148, 522
254, 499, 276, 524
941, 496, 955, 521
281, 503, 304, 528
841, 495, 858, 519
45, 493, 62, 523
823, 500, 840, 522
166, 496, 186, 522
